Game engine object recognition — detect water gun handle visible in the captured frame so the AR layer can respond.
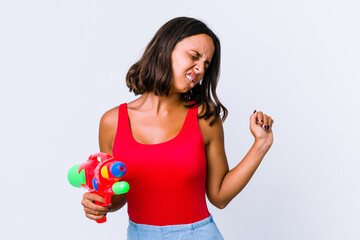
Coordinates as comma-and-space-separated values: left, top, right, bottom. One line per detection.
92, 191, 110, 224
94, 200, 107, 223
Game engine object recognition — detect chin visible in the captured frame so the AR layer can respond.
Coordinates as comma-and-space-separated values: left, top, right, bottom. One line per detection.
174, 86, 191, 94
183, 87, 192, 93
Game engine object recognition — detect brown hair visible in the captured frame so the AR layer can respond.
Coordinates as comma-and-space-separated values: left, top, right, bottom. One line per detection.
126, 17, 228, 125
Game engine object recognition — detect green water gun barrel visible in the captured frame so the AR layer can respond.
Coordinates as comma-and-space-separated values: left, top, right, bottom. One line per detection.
112, 181, 130, 194
67, 164, 86, 188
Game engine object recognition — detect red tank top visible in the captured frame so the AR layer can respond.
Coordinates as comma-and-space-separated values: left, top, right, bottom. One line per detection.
112, 103, 210, 226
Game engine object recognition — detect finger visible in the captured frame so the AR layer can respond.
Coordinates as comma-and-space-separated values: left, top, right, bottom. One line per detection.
266, 115, 272, 130
81, 198, 109, 212
262, 114, 269, 130
269, 118, 274, 129
83, 192, 105, 203
84, 206, 109, 216
250, 110, 257, 125
256, 111, 264, 125
84, 207, 108, 216
85, 213, 107, 221
267, 116, 272, 130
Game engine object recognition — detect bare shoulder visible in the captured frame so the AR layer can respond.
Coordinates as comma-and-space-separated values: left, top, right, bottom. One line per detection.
100, 106, 119, 129
197, 103, 224, 146
99, 106, 119, 155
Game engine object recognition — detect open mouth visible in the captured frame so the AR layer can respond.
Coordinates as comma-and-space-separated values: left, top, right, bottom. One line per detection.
185, 74, 194, 83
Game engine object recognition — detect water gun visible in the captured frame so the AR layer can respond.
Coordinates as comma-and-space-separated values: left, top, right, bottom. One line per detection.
67, 152, 130, 223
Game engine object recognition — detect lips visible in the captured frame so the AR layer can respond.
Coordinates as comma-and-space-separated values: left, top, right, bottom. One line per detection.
185, 72, 196, 83
186, 74, 194, 83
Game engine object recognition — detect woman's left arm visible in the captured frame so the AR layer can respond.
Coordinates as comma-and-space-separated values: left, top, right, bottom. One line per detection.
205, 111, 274, 209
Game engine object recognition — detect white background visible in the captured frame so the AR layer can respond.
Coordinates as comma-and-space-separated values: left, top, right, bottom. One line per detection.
0, 0, 359, 239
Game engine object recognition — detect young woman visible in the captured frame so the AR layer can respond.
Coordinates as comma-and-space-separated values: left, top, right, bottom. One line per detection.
81, 17, 274, 240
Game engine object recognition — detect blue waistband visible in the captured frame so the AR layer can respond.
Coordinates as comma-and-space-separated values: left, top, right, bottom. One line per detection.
128, 215, 214, 231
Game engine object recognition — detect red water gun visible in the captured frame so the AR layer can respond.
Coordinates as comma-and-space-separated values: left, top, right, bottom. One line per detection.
67, 152, 130, 223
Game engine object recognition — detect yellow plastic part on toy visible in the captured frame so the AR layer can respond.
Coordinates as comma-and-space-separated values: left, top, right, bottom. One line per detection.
101, 166, 109, 179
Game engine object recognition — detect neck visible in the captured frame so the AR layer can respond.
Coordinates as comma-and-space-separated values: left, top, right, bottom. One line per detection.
137, 92, 184, 115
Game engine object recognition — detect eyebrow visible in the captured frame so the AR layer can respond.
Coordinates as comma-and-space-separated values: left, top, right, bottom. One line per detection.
191, 50, 210, 65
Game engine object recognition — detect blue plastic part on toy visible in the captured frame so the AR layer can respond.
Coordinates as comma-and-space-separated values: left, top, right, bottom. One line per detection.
110, 162, 126, 178
93, 178, 98, 191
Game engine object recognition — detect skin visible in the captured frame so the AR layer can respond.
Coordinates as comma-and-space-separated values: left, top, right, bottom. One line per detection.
81, 33, 274, 221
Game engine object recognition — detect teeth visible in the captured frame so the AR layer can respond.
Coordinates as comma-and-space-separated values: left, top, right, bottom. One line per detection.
186, 74, 194, 82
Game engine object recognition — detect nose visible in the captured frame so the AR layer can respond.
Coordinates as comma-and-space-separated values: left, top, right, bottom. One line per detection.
194, 62, 205, 75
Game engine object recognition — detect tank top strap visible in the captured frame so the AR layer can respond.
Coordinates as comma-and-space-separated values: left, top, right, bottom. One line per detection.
187, 105, 199, 124
117, 103, 128, 124
182, 103, 203, 143
115, 103, 131, 140
188, 101, 199, 121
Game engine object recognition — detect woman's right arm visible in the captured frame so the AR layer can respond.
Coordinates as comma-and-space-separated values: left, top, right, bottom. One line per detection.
81, 107, 127, 221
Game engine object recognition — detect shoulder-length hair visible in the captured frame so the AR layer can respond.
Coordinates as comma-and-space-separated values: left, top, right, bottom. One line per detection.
126, 17, 228, 126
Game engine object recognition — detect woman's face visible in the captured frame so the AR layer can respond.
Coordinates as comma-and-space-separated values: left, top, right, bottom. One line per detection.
170, 34, 215, 94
